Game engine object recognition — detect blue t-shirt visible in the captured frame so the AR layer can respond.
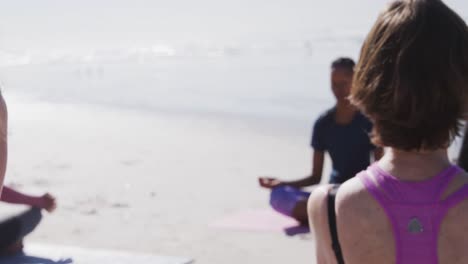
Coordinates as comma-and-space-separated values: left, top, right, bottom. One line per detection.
311, 107, 375, 184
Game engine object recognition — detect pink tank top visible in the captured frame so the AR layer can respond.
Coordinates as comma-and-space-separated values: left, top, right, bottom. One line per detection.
358, 163, 468, 264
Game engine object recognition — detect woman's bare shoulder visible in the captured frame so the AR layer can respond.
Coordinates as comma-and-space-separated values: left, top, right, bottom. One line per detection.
336, 177, 395, 263
308, 178, 372, 229
336, 177, 372, 214
307, 184, 335, 231
335, 177, 381, 235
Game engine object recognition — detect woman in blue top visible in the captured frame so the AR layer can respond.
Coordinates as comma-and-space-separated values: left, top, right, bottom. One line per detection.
259, 58, 382, 224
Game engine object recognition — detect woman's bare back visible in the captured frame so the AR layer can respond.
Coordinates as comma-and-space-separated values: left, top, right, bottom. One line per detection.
334, 170, 468, 264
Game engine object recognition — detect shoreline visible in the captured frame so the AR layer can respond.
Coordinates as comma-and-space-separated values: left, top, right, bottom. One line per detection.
1, 95, 318, 264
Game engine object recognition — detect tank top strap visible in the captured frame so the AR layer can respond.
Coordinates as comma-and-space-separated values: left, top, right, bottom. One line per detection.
436, 165, 463, 200
367, 164, 400, 199
369, 164, 461, 203
357, 170, 389, 205
442, 184, 468, 209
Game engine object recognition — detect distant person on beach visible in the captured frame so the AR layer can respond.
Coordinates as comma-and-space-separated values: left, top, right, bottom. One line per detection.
258, 58, 383, 225
0, 186, 56, 255
308, 0, 468, 263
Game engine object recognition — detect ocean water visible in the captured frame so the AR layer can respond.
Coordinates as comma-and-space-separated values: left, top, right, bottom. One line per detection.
0, 0, 466, 124
0, 43, 359, 123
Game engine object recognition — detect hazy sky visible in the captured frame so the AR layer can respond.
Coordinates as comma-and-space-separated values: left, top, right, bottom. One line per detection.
0, 0, 465, 52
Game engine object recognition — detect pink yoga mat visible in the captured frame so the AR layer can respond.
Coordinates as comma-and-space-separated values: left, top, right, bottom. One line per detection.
212, 209, 309, 235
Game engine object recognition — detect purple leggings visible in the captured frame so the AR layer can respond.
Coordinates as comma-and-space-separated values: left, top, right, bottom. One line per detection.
269, 186, 311, 217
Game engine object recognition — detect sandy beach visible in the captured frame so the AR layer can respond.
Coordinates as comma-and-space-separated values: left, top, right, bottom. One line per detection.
0, 1, 466, 263
0, 96, 326, 263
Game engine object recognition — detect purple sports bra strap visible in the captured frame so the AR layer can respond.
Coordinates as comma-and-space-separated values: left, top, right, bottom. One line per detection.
358, 170, 388, 205
358, 170, 402, 262
442, 184, 468, 209
437, 166, 463, 200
